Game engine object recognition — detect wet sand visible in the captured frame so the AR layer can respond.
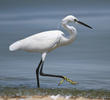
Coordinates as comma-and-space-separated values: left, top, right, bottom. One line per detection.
1, 88, 110, 100
0, 95, 108, 100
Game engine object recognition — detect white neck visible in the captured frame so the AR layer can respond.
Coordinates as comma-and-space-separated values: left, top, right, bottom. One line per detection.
61, 21, 77, 45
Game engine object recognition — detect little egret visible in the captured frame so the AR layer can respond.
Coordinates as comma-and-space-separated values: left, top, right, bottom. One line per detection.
9, 15, 92, 88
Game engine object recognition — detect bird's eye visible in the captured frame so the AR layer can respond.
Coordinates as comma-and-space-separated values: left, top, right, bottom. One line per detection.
74, 19, 77, 22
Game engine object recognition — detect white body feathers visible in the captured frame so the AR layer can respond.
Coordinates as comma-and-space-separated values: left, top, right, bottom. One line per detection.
9, 15, 77, 53
9, 30, 77, 53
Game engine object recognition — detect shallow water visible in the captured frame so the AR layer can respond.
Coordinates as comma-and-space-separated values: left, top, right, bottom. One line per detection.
0, 0, 110, 90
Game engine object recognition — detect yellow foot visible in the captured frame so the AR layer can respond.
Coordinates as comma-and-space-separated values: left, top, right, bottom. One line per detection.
58, 76, 78, 86
58, 79, 64, 86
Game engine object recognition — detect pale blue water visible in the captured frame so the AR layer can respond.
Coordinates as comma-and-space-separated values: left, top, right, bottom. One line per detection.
0, 0, 110, 90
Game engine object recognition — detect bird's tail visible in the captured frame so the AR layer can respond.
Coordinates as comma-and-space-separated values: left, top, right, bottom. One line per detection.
9, 41, 21, 51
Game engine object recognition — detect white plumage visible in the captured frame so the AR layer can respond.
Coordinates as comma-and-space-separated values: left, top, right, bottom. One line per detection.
9, 15, 81, 53
9, 41, 21, 51
10, 30, 65, 52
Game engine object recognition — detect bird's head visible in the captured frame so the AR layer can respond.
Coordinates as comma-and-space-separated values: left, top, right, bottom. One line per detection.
62, 15, 93, 29
62, 15, 78, 23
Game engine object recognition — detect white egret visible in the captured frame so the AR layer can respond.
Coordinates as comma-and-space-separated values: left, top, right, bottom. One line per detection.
9, 15, 92, 88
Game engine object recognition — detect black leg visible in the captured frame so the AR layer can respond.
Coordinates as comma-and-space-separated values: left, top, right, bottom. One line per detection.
40, 61, 64, 79
36, 59, 42, 88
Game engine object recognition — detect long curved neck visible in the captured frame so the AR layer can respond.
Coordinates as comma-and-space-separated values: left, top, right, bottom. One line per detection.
61, 21, 77, 45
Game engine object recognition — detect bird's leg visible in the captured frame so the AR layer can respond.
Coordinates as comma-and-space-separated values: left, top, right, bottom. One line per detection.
40, 62, 78, 86
40, 52, 78, 86
40, 61, 64, 79
40, 52, 64, 79
36, 59, 42, 88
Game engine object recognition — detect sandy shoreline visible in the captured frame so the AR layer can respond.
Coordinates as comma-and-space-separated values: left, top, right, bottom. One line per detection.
0, 88, 110, 100
0, 95, 109, 100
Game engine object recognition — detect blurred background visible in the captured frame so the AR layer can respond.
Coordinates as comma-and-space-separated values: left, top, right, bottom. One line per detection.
0, 0, 110, 90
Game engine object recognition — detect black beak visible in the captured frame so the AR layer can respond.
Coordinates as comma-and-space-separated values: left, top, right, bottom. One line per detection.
76, 20, 93, 29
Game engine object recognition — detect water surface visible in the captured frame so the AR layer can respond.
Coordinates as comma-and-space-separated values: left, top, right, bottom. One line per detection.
0, 0, 110, 90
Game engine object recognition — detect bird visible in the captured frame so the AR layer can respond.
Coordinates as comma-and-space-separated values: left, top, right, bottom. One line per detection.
9, 15, 92, 88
